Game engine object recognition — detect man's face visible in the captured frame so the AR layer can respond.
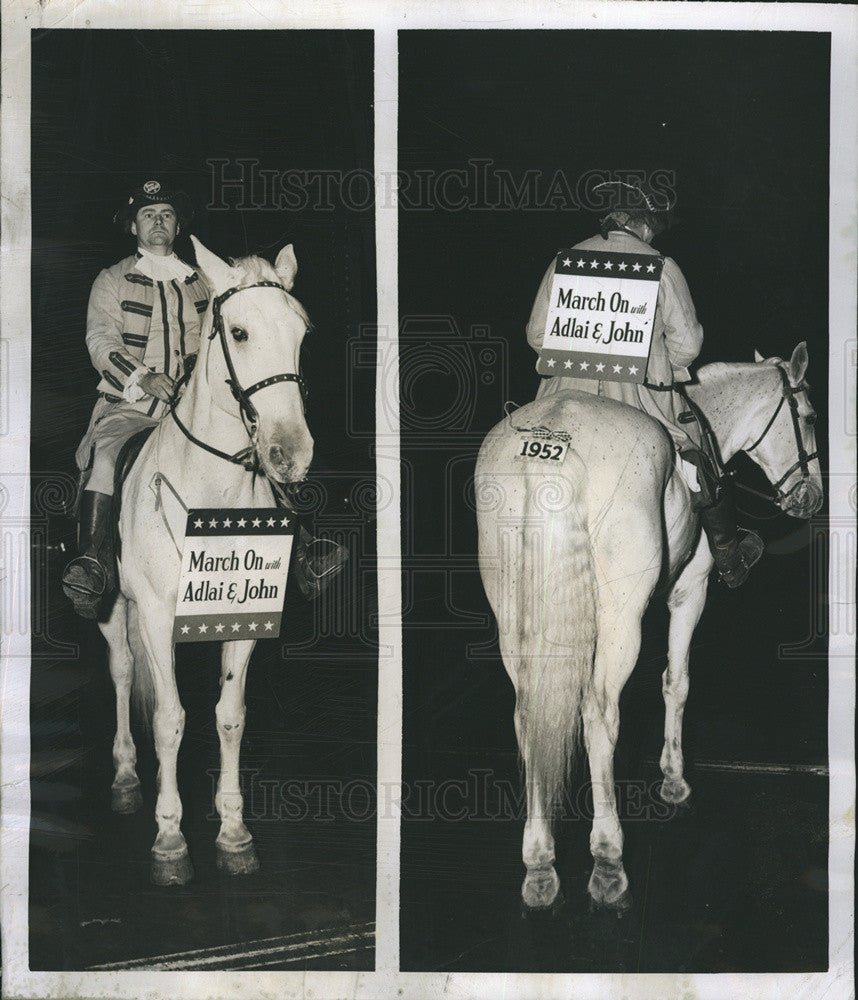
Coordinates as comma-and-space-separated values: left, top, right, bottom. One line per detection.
132, 203, 178, 255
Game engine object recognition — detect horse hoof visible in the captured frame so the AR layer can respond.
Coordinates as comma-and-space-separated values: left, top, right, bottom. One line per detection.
521, 867, 562, 910
216, 843, 259, 876
659, 778, 692, 805
111, 784, 143, 814
589, 887, 633, 915
151, 849, 194, 886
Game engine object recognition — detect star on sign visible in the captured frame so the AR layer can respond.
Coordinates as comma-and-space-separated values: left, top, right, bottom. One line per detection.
209, 518, 218, 528
632, 262, 642, 273
266, 517, 276, 527
193, 519, 203, 529
280, 517, 290, 527
198, 623, 208, 634
576, 258, 586, 268
237, 518, 247, 528
580, 361, 590, 370
180, 624, 190, 635
628, 365, 639, 375
603, 261, 613, 271
222, 517, 232, 528
562, 257, 572, 267
263, 621, 274, 631
595, 362, 606, 372
563, 359, 573, 369
252, 518, 261, 528
612, 364, 623, 374
646, 263, 656, 273
590, 259, 600, 269
546, 358, 556, 367
247, 621, 258, 632
618, 262, 627, 272
231, 622, 241, 632
215, 622, 225, 633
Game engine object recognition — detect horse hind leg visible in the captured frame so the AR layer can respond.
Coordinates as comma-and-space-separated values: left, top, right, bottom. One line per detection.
98, 593, 142, 814
584, 588, 654, 913
660, 532, 711, 805
214, 639, 259, 875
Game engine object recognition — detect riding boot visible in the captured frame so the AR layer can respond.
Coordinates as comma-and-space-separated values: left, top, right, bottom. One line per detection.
293, 525, 349, 600
61, 490, 117, 619
699, 488, 764, 589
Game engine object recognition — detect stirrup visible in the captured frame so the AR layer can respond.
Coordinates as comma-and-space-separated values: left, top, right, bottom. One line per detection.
714, 530, 764, 589
295, 538, 349, 600
62, 555, 109, 619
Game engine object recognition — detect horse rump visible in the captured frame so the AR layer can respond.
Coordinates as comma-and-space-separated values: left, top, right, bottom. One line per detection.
476, 434, 597, 817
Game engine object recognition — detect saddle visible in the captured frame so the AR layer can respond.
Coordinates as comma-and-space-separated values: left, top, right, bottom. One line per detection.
111, 427, 156, 559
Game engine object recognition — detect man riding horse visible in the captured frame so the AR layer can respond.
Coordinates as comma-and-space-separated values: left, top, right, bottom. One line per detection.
526, 178, 763, 587
62, 178, 345, 619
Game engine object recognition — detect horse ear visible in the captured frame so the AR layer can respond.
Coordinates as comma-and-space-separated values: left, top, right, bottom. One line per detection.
191, 236, 236, 294
754, 349, 765, 363
275, 244, 298, 291
788, 341, 809, 384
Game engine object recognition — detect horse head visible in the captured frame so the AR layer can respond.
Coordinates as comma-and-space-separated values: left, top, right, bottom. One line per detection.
191, 236, 314, 483
743, 343, 823, 518
695, 343, 823, 519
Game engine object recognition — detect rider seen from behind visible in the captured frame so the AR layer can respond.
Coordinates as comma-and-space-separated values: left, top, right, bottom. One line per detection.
526, 178, 764, 588
62, 178, 346, 619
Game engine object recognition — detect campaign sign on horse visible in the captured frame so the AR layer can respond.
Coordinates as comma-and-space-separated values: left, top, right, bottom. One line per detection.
537, 249, 662, 383
173, 508, 294, 643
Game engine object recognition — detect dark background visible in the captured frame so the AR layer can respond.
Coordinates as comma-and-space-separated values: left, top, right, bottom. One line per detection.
399, 30, 830, 972
29, 30, 377, 970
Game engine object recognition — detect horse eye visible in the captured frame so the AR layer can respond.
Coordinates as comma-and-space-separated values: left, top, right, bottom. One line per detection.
230, 326, 248, 342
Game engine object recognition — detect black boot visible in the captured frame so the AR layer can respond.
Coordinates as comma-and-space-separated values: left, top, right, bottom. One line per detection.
293, 525, 349, 600
61, 490, 117, 619
699, 489, 764, 589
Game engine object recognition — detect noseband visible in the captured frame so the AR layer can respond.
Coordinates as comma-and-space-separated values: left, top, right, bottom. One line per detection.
169, 280, 308, 469
744, 364, 819, 508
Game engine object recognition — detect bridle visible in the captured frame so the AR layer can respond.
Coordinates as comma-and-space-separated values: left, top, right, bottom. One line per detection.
169, 280, 308, 469
742, 363, 819, 508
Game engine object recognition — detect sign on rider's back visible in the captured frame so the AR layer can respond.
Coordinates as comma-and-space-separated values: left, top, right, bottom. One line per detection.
172, 509, 294, 643
538, 249, 662, 383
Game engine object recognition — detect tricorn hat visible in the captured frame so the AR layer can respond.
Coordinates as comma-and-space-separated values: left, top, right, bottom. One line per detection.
592, 178, 676, 235
114, 178, 194, 232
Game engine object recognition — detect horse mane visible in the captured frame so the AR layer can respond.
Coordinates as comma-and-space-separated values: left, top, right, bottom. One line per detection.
695, 358, 780, 385
228, 253, 312, 330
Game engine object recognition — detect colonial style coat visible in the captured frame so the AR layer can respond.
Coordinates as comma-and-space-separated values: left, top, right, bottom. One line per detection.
526, 229, 704, 450
75, 252, 210, 475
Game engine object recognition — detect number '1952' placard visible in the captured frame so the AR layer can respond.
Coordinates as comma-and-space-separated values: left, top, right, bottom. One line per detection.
172, 509, 294, 643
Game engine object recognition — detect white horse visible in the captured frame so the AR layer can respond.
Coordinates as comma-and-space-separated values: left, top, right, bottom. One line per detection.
100, 236, 313, 885
475, 344, 822, 911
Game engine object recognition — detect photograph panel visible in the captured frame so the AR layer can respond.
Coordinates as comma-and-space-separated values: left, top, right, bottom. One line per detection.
28, 27, 378, 972
399, 27, 832, 973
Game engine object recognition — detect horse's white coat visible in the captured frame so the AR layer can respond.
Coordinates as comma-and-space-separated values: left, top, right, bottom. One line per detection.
476, 345, 822, 910
99, 239, 312, 882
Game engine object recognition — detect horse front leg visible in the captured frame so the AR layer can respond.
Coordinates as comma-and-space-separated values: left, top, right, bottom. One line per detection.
214, 639, 259, 874
660, 531, 712, 804
135, 599, 191, 885
97, 592, 142, 813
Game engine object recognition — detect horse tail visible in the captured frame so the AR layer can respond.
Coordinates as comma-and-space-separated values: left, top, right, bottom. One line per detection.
126, 600, 156, 731
513, 466, 596, 818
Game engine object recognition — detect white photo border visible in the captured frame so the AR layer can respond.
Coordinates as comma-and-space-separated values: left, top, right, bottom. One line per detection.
1, 2, 854, 998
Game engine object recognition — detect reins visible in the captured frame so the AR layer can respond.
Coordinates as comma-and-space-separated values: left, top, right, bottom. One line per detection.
168, 280, 308, 471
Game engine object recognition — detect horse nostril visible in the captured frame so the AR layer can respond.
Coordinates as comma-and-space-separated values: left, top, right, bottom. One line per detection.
269, 445, 285, 468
